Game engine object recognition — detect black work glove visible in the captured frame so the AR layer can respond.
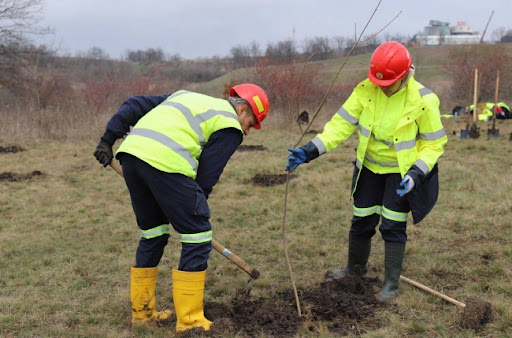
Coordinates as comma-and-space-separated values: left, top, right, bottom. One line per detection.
94, 140, 113, 167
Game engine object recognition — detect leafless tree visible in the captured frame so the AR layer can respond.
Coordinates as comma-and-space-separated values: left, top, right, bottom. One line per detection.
248, 41, 261, 58
491, 27, 509, 42
383, 32, 410, 45
126, 48, 165, 62
85, 46, 110, 60
230, 40, 261, 68
302, 36, 332, 60
0, 0, 52, 89
230, 44, 252, 68
265, 39, 297, 64
331, 35, 347, 55
0, 0, 47, 45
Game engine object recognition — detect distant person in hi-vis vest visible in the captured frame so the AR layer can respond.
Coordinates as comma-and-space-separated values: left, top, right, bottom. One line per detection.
286, 41, 447, 303
94, 84, 269, 332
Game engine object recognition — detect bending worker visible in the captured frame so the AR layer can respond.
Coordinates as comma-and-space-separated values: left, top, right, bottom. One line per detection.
94, 84, 270, 331
286, 41, 447, 302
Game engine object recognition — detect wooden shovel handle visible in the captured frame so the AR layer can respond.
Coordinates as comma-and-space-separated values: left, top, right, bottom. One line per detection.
108, 160, 260, 280
110, 160, 123, 176
400, 275, 466, 308
212, 240, 260, 279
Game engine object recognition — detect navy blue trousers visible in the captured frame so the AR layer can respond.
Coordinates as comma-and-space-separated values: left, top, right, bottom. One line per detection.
120, 154, 212, 271
351, 166, 410, 244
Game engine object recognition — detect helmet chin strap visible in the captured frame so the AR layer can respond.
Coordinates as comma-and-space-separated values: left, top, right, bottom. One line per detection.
395, 65, 415, 93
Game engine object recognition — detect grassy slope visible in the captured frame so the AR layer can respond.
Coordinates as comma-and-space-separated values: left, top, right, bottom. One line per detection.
1, 116, 511, 337
1, 46, 512, 337
197, 46, 456, 115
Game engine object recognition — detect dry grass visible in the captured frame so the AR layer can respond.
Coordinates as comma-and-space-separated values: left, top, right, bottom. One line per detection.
1, 112, 511, 337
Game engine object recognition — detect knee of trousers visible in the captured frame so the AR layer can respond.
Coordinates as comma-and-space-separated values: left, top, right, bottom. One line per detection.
379, 218, 407, 244
351, 214, 380, 238
136, 235, 170, 267
178, 242, 212, 271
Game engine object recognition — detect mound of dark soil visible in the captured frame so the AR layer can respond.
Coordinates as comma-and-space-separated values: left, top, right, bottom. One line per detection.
251, 174, 296, 187
0, 171, 44, 182
0, 145, 24, 153
201, 275, 382, 337
238, 145, 268, 152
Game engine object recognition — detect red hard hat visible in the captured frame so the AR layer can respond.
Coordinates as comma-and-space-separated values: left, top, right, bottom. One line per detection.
368, 41, 412, 86
230, 83, 270, 129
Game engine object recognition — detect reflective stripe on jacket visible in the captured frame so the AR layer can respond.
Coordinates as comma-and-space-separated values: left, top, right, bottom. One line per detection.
311, 77, 447, 188
116, 90, 242, 179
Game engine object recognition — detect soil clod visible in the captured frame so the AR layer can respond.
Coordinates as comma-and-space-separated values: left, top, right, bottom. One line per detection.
0, 145, 24, 153
460, 296, 493, 330
0, 171, 44, 182
237, 145, 268, 152
251, 173, 296, 187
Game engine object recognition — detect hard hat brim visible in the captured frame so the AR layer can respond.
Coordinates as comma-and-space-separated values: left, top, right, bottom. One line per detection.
368, 71, 403, 86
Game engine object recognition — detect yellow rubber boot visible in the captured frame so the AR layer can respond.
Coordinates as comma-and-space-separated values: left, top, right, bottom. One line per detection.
130, 266, 172, 325
172, 269, 213, 332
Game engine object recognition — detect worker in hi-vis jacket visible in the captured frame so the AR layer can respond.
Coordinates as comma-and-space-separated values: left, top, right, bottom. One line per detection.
286, 41, 447, 302
94, 84, 270, 332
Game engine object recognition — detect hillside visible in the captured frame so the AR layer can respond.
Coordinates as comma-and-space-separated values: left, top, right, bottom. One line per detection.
197, 44, 512, 115
0, 43, 511, 143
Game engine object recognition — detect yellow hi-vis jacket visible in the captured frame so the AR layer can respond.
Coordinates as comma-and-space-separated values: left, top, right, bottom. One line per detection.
116, 90, 242, 179
311, 77, 447, 182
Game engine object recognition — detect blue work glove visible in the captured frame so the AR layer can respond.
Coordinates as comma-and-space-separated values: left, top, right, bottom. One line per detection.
285, 147, 307, 172
396, 174, 415, 197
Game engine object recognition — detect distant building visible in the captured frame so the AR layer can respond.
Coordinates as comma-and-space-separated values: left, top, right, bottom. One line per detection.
411, 20, 481, 46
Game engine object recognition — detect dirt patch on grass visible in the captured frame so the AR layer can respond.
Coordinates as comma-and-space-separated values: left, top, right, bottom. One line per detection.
237, 145, 268, 152
0, 171, 45, 182
201, 275, 382, 337
0, 145, 24, 153
177, 275, 493, 337
250, 173, 296, 187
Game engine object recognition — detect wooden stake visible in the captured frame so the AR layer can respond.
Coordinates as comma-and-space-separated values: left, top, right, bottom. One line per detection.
492, 70, 500, 130
494, 70, 500, 103
467, 69, 474, 127
473, 68, 478, 123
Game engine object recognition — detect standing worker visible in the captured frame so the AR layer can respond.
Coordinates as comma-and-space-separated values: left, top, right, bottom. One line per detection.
286, 41, 447, 302
93, 84, 270, 332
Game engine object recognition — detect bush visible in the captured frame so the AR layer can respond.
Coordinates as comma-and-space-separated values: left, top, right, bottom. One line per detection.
443, 45, 512, 104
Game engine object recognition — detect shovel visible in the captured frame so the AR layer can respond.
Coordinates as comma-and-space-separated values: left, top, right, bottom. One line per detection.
400, 275, 493, 329
108, 160, 260, 292
400, 275, 465, 307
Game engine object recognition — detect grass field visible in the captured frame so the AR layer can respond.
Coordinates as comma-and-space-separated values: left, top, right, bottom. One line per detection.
1, 112, 511, 337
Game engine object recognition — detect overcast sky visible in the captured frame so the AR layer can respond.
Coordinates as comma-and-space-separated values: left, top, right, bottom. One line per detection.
39, 0, 511, 60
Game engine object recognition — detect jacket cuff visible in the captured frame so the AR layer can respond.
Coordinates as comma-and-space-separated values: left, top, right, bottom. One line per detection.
100, 131, 117, 147
301, 141, 320, 163
407, 164, 426, 185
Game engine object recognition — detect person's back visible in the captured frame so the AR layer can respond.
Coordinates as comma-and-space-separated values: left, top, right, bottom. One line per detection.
117, 90, 242, 179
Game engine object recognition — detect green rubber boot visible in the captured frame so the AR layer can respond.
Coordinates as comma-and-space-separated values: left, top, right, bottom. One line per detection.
376, 242, 406, 303
325, 233, 371, 280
